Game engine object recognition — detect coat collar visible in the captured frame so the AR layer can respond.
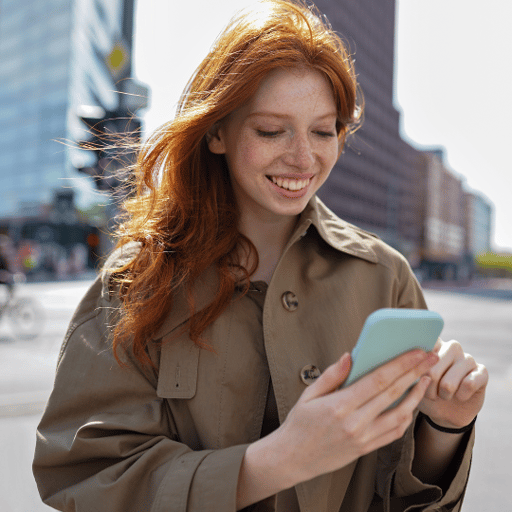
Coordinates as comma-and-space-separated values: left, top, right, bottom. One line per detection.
151, 265, 219, 341
294, 196, 379, 264
151, 196, 378, 340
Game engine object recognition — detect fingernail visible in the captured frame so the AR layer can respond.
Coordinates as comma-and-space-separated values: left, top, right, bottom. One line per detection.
340, 352, 351, 371
427, 353, 439, 364
411, 349, 427, 362
421, 375, 432, 386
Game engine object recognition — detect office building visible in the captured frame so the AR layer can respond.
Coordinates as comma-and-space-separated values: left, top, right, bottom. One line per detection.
313, 0, 422, 259
0, 0, 135, 226
464, 190, 493, 257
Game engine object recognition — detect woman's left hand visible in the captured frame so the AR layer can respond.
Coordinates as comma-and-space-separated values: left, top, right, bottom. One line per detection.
418, 339, 488, 429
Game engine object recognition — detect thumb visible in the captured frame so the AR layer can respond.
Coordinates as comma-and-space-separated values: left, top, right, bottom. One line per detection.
303, 353, 351, 400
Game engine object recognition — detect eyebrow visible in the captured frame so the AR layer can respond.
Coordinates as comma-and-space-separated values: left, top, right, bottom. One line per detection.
247, 111, 337, 120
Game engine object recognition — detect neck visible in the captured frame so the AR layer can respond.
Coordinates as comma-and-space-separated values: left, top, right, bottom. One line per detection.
238, 213, 299, 283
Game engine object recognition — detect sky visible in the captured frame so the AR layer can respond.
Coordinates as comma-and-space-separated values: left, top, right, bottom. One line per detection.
133, 0, 512, 252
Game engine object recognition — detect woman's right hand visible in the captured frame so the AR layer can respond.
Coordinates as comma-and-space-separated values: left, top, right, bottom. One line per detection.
236, 349, 438, 509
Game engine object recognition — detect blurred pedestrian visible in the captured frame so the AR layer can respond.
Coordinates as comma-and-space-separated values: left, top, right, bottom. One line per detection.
33, 1, 487, 511
0, 234, 17, 297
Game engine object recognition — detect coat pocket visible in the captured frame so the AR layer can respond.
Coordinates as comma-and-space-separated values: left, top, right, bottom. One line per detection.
156, 333, 201, 399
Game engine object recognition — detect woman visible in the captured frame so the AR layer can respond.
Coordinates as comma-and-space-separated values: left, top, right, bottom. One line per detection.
33, 1, 487, 511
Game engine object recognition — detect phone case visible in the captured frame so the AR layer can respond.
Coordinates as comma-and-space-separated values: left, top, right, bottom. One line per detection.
342, 308, 444, 388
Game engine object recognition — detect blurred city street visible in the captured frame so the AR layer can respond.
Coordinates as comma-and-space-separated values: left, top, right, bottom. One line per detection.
0, 278, 510, 511
0, 278, 94, 512
2, 0, 511, 510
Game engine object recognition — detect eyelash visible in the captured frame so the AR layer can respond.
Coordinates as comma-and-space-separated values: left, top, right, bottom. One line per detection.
256, 130, 281, 138
256, 130, 336, 138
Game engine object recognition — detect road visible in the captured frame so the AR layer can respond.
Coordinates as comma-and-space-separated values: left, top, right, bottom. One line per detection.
0, 279, 93, 512
0, 279, 510, 511
422, 288, 512, 511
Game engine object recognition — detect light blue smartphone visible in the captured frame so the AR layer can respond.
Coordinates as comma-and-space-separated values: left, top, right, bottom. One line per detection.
342, 308, 444, 389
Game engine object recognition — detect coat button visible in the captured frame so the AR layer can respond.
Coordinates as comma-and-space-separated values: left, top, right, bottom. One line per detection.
300, 365, 321, 385
281, 291, 298, 311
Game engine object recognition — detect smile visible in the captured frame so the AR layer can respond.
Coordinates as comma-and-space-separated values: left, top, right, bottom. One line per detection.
269, 176, 311, 191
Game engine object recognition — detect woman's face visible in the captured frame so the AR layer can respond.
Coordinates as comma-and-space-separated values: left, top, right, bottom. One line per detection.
208, 67, 339, 224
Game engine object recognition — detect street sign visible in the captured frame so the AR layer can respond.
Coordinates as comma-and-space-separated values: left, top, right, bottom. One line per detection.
106, 41, 129, 78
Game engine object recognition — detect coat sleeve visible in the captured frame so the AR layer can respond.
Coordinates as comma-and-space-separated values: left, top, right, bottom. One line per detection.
372, 256, 474, 511
389, 418, 474, 512
33, 277, 249, 512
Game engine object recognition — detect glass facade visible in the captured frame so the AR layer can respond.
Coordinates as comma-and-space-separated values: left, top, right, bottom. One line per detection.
469, 193, 493, 255
0, 0, 126, 220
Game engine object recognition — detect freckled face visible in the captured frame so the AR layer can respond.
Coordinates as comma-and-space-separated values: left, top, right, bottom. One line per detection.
207, 67, 340, 223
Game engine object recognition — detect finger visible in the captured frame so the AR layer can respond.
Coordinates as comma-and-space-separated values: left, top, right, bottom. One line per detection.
348, 350, 438, 407
433, 337, 442, 354
353, 358, 433, 425
331, 353, 435, 437
424, 340, 463, 400
302, 353, 351, 401
437, 354, 478, 400
455, 363, 489, 402
359, 376, 431, 454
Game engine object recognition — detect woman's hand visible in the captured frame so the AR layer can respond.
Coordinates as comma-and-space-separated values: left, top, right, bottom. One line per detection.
276, 349, 438, 485
237, 349, 438, 508
418, 339, 488, 429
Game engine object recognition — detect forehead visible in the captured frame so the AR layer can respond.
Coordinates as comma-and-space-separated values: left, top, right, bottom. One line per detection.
246, 67, 336, 114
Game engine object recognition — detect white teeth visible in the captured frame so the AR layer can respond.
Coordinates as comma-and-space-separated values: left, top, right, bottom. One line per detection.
271, 176, 310, 191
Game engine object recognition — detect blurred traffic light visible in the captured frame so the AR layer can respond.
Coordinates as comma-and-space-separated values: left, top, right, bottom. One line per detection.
76, 105, 141, 191
86, 228, 101, 268
86, 231, 100, 249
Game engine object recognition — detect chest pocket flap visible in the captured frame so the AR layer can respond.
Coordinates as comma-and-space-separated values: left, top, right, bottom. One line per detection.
157, 333, 200, 399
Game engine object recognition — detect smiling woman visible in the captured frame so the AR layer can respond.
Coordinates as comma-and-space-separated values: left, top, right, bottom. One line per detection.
207, 67, 339, 251
106, 0, 361, 353
206, 66, 341, 281
33, 1, 486, 511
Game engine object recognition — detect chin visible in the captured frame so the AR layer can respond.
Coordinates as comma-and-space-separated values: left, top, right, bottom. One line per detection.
272, 200, 310, 218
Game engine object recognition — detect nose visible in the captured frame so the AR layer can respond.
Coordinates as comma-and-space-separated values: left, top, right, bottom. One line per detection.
283, 134, 315, 170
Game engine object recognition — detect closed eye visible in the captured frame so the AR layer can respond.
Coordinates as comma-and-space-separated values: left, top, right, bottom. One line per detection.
256, 130, 281, 138
314, 131, 336, 138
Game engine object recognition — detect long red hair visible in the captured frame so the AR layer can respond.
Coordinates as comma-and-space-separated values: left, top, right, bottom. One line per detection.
110, 0, 362, 367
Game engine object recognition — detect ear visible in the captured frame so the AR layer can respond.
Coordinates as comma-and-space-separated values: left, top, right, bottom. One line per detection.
206, 122, 226, 154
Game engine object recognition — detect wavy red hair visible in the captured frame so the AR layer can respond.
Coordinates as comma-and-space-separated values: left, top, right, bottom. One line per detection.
110, 0, 362, 367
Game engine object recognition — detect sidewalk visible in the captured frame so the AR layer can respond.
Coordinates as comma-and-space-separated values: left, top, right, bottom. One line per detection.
0, 279, 94, 417
422, 277, 512, 300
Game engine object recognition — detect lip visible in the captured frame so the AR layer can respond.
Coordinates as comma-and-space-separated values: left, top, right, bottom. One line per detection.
268, 173, 315, 180
266, 174, 314, 199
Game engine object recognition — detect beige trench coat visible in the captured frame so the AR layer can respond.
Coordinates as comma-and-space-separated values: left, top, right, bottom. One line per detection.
33, 197, 474, 512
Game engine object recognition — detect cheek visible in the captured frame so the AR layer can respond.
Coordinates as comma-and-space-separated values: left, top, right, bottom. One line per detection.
318, 167, 333, 188
329, 143, 340, 165
320, 144, 339, 170
239, 141, 276, 169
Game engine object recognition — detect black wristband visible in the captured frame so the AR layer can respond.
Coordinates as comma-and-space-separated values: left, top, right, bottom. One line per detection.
419, 412, 477, 434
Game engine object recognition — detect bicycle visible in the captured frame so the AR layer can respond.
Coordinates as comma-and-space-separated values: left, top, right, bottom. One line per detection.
0, 277, 45, 340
